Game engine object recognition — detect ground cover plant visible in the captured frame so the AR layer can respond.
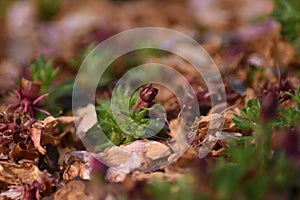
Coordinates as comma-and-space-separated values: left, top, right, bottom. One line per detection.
0, 0, 299, 199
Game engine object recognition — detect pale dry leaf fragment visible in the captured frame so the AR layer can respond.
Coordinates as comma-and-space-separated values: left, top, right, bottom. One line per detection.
168, 117, 181, 138
99, 140, 171, 171
69, 140, 173, 182
97, 148, 130, 168
63, 155, 90, 181
122, 140, 171, 162
30, 126, 46, 155
198, 133, 219, 158
207, 113, 224, 130
75, 104, 98, 138
43, 116, 58, 128
215, 132, 242, 141
167, 120, 191, 164
167, 117, 200, 164
188, 114, 223, 158
55, 116, 75, 124
43, 116, 74, 130
0, 185, 23, 199
114, 152, 142, 173
68, 138, 174, 183
196, 113, 241, 158
105, 153, 141, 183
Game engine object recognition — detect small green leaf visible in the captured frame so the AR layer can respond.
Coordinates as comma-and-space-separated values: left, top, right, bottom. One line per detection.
233, 99, 260, 131
31, 55, 59, 93
287, 86, 300, 104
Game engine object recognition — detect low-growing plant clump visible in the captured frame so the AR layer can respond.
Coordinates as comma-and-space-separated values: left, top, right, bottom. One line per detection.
0, 0, 299, 200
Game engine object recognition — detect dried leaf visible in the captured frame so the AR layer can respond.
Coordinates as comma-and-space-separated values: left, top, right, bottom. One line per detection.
105, 153, 141, 182
0, 162, 46, 185
75, 104, 98, 138
30, 126, 46, 155
99, 140, 171, 171
63, 155, 90, 181
10, 142, 39, 162
39, 116, 77, 147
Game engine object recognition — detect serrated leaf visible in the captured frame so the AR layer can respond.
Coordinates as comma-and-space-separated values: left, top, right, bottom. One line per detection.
95, 85, 160, 145
233, 99, 260, 131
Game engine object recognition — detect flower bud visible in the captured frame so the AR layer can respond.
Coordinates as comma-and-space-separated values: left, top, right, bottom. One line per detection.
20, 78, 42, 101
140, 85, 158, 103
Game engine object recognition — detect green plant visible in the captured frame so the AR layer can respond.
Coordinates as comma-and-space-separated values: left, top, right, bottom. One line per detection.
31, 55, 59, 94
30, 56, 76, 117
273, 0, 300, 54
211, 135, 296, 200
232, 99, 260, 130
68, 43, 97, 71
216, 91, 300, 199
274, 107, 300, 128
146, 177, 196, 200
287, 86, 300, 104
37, 0, 61, 21
234, 86, 300, 131
225, 86, 300, 198
96, 84, 164, 145
274, 86, 300, 128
